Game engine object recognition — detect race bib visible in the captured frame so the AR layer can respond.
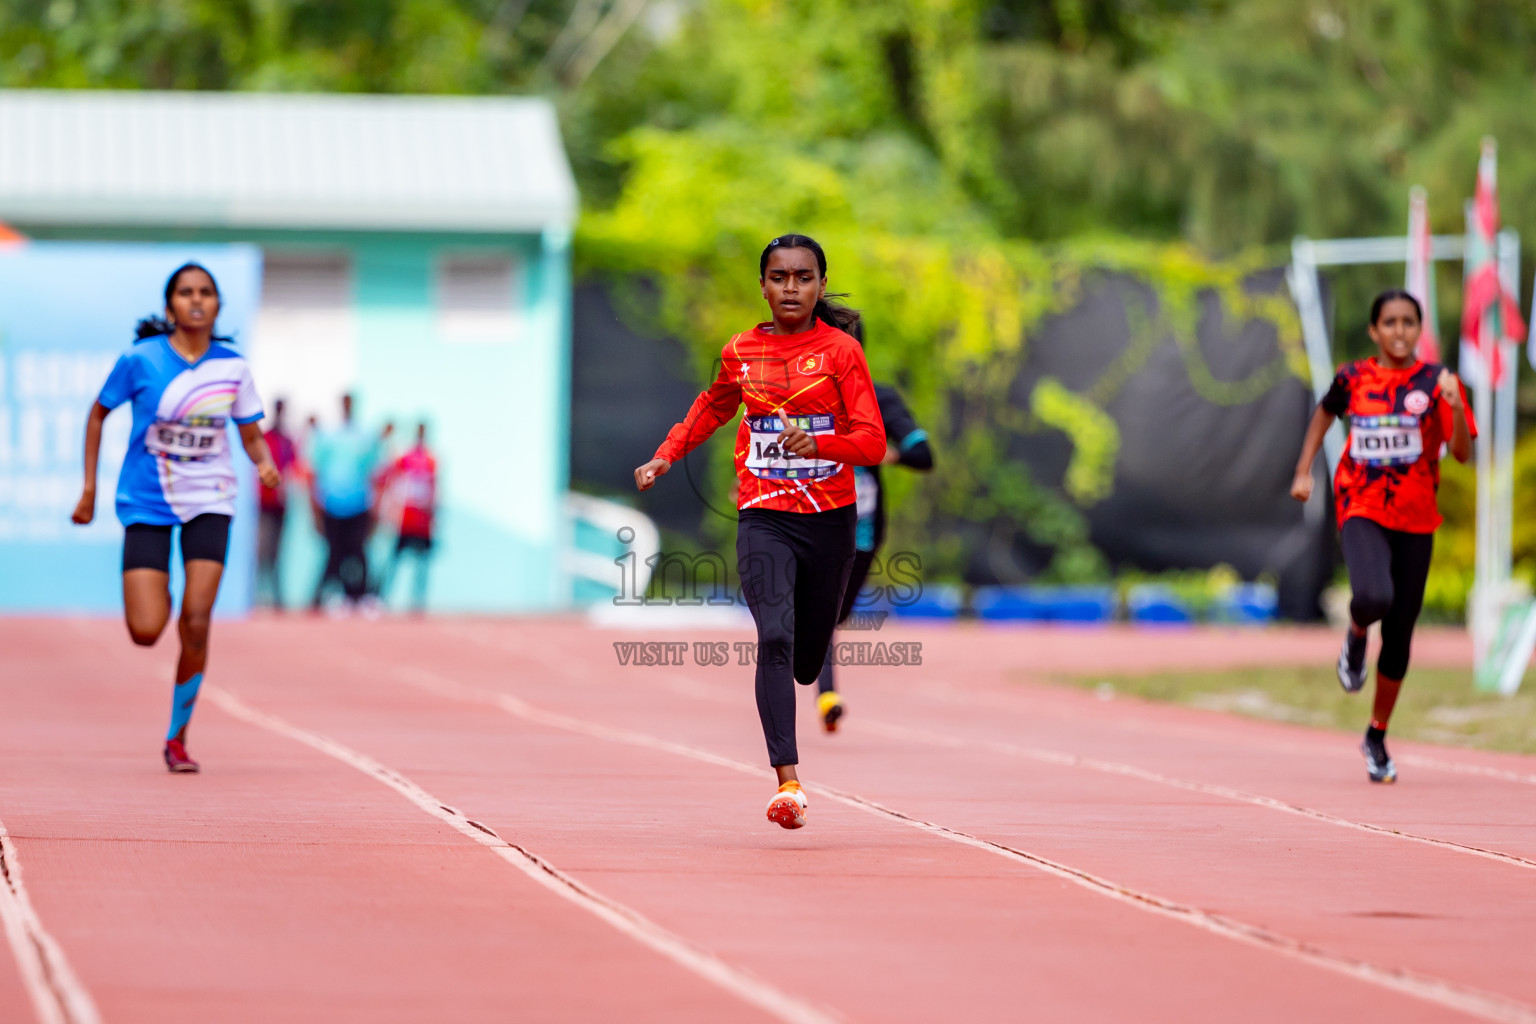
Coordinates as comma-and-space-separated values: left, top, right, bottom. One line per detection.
146, 417, 227, 463
1350, 414, 1423, 467
745, 414, 843, 480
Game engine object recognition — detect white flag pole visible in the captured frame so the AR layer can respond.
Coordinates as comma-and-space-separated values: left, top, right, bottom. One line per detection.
1468, 199, 1496, 670
1495, 229, 1519, 597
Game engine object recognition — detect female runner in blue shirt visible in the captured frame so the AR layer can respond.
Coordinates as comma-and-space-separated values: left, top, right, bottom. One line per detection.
73, 263, 281, 772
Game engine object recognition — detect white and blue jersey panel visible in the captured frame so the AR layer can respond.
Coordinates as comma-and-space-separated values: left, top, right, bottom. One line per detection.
97, 336, 265, 527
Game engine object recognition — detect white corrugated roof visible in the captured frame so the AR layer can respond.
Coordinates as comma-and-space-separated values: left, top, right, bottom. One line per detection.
0, 90, 577, 232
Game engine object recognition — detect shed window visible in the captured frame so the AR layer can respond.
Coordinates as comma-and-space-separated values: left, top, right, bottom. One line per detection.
262, 253, 352, 309
438, 254, 520, 341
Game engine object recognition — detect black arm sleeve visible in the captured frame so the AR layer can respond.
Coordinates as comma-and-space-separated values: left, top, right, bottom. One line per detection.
1319, 371, 1350, 417
875, 383, 934, 470
899, 439, 933, 470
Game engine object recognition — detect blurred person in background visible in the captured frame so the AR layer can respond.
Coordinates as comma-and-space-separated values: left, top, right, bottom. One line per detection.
308, 392, 384, 614
814, 322, 933, 732
379, 421, 439, 615
255, 398, 298, 610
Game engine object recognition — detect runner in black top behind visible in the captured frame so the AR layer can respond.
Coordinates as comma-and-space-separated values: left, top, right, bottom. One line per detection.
814, 323, 934, 731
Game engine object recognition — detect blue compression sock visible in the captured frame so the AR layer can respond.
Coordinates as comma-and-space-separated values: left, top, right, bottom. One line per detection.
166, 672, 204, 741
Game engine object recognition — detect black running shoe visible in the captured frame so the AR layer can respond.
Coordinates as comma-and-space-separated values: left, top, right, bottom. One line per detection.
1361, 728, 1396, 784
1337, 630, 1367, 693
817, 690, 844, 733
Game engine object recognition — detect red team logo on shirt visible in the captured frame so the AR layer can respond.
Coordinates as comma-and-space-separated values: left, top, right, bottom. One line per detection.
799, 353, 825, 375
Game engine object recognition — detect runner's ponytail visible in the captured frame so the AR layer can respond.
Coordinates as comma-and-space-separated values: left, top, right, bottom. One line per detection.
813, 295, 861, 333
135, 315, 173, 340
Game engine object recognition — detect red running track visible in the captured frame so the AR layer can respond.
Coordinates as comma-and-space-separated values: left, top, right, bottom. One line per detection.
2, 616, 1534, 1023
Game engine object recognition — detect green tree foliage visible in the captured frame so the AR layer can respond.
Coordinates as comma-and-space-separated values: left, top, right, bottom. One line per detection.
9, 0, 1536, 249
4, 0, 1530, 588
0, 0, 612, 93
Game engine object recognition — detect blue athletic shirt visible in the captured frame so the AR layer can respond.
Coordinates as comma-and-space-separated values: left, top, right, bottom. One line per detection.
97, 335, 265, 526
308, 424, 385, 519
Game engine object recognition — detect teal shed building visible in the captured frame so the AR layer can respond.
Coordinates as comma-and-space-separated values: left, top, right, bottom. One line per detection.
0, 89, 581, 611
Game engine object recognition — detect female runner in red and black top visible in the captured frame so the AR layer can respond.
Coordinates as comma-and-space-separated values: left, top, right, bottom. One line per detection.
1291, 288, 1474, 783
635, 234, 886, 829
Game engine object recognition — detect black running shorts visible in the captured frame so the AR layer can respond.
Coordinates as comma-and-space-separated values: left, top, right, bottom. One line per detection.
122, 513, 232, 572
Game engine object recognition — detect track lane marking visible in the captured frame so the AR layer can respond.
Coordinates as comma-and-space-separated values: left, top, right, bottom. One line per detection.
396, 639, 1536, 871
858, 719, 1536, 872
920, 673, 1536, 786
0, 820, 101, 1024
204, 687, 839, 1024
373, 663, 1536, 1024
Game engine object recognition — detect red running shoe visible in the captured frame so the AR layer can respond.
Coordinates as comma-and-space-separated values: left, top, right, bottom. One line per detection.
163, 739, 200, 773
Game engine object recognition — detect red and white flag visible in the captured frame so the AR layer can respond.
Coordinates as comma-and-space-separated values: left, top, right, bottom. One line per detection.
1460, 138, 1526, 386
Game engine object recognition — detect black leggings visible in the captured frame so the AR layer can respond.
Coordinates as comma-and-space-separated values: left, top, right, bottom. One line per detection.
815, 547, 877, 694
737, 505, 857, 767
312, 512, 371, 606
1341, 517, 1434, 680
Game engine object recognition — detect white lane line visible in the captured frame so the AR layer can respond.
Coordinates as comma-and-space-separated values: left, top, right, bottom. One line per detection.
378, 664, 1536, 1024
204, 688, 838, 1024
813, 783, 1536, 1024
859, 719, 1536, 872
442, 622, 1536, 787
1396, 753, 1536, 786
403, 639, 1536, 870
925, 678, 1536, 786
0, 821, 102, 1024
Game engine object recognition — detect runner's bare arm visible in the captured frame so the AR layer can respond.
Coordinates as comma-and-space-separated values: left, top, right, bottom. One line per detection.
653, 358, 745, 468
1290, 404, 1336, 502
71, 401, 110, 525
1437, 368, 1473, 464
239, 421, 283, 490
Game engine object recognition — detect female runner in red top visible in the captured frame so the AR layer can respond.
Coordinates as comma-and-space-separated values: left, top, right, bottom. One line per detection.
635, 234, 886, 828
1291, 288, 1474, 783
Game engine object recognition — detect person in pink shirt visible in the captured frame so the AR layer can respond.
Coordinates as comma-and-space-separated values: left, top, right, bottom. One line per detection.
256, 398, 298, 610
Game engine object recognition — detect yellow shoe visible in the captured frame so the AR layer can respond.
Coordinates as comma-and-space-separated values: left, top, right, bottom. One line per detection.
765, 780, 808, 829
817, 690, 845, 733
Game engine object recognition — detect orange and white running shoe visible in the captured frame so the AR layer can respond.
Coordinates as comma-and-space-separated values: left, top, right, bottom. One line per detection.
765, 780, 808, 829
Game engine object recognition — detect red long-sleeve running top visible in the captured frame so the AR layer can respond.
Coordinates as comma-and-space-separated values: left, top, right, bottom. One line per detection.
653, 319, 886, 513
